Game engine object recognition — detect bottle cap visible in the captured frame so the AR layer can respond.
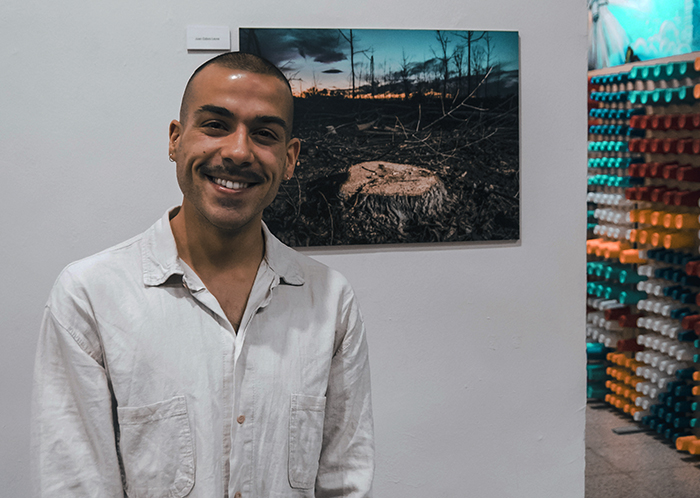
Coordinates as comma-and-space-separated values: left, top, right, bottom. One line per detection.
665, 62, 678, 79
676, 435, 697, 451
678, 330, 698, 342
688, 440, 700, 455
664, 232, 697, 249
680, 291, 697, 304
663, 114, 679, 130
662, 138, 678, 154
675, 166, 700, 182
662, 162, 680, 179
664, 88, 677, 104
678, 253, 696, 266
693, 84, 700, 101
651, 187, 673, 203
619, 290, 648, 305
674, 383, 694, 397
676, 139, 692, 154
674, 213, 700, 230
620, 249, 647, 264
637, 209, 654, 224
680, 315, 700, 330
678, 114, 689, 129
675, 400, 694, 412
674, 190, 700, 207
681, 274, 700, 286
649, 211, 667, 226
638, 229, 651, 245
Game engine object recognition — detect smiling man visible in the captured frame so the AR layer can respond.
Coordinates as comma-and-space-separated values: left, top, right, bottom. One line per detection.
31, 52, 374, 498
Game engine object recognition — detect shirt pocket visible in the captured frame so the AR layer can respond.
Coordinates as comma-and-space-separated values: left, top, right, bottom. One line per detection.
117, 395, 195, 498
288, 393, 327, 489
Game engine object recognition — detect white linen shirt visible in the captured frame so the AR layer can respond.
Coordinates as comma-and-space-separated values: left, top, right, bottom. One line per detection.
31, 209, 374, 498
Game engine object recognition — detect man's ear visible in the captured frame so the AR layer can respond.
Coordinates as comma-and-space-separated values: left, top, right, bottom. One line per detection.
285, 138, 301, 178
169, 120, 182, 159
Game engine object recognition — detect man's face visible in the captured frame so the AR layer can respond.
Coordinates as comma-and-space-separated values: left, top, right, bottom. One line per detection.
169, 65, 299, 234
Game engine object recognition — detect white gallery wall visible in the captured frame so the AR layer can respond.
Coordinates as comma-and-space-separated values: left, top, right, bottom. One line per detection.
0, 0, 588, 496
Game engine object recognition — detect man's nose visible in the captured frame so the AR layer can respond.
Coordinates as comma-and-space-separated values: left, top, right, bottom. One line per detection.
221, 127, 254, 165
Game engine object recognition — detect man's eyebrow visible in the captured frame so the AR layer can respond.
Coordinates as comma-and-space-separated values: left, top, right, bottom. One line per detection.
255, 115, 289, 131
195, 105, 289, 131
195, 105, 234, 119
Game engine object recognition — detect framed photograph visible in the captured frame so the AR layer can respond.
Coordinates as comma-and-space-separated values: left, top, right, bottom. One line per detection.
241, 28, 520, 246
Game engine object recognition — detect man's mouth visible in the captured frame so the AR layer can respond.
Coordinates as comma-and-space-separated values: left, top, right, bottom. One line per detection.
210, 176, 252, 190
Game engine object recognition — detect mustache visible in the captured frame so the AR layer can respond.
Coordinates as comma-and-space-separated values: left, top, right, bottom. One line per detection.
199, 163, 265, 184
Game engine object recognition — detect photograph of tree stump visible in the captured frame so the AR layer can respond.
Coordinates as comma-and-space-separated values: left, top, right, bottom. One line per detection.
241, 28, 520, 246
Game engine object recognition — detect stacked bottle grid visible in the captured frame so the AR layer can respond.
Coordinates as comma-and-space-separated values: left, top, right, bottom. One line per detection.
587, 57, 700, 454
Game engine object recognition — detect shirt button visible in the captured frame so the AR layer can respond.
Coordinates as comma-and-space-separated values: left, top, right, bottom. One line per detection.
237, 415, 245, 424
234, 492, 242, 498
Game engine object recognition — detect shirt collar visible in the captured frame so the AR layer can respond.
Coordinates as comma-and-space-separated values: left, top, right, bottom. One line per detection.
142, 207, 304, 287
261, 222, 304, 286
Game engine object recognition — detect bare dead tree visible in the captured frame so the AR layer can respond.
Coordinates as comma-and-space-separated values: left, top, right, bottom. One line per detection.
484, 32, 494, 98
452, 45, 466, 97
433, 31, 451, 101
355, 62, 365, 95
399, 50, 412, 100
283, 69, 303, 96
358, 49, 377, 97
338, 30, 357, 98
471, 45, 486, 94
311, 71, 319, 95
490, 61, 504, 99
381, 57, 391, 93
455, 31, 486, 94
338, 29, 370, 98
369, 53, 376, 96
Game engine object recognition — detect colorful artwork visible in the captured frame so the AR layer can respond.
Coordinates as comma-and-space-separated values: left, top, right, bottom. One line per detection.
241, 28, 520, 246
589, 0, 700, 69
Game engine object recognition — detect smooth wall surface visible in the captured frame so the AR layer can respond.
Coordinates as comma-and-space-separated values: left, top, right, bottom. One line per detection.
0, 1, 588, 496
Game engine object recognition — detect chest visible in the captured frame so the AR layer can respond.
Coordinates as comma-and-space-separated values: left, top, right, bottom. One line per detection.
206, 280, 250, 330
203, 270, 259, 330
99, 285, 337, 403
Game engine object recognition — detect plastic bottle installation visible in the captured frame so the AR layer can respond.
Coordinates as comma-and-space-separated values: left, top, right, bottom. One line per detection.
587, 56, 700, 453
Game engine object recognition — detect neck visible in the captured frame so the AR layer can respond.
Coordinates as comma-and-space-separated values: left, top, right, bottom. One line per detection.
169, 203, 265, 274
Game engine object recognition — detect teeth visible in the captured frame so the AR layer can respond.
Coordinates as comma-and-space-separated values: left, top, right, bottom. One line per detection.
213, 177, 250, 190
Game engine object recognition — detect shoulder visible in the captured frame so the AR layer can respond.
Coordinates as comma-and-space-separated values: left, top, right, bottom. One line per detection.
273, 240, 354, 293
47, 233, 144, 312
264, 225, 352, 292
291, 248, 342, 278
287, 250, 364, 326
42, 233, 146, 351
56, 233, 143, 286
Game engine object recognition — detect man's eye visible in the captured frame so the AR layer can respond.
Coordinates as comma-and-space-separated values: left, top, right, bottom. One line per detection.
256, 129, 279, 140
203, 121, 226, 130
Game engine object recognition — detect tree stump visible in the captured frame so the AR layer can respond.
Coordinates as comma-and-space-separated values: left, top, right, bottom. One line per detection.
339, 161, 449, 243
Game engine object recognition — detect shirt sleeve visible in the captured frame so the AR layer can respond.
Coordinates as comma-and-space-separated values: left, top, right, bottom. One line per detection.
315, 289, 375, 497
31, 301, 125, 497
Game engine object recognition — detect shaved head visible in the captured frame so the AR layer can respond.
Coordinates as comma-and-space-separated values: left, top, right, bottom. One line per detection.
180, 52, 294, 131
